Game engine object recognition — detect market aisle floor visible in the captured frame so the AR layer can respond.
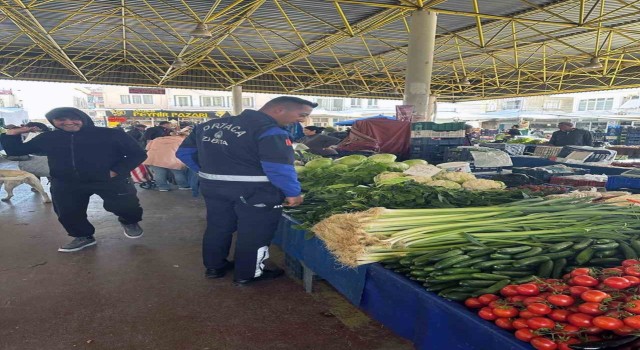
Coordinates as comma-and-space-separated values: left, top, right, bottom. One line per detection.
0, 162, 411, 350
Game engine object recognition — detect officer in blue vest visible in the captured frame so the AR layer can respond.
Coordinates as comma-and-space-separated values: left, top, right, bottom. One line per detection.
177, 96, 316, 285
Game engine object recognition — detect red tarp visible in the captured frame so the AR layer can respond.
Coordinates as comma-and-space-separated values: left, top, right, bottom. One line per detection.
336, 119, 411, 157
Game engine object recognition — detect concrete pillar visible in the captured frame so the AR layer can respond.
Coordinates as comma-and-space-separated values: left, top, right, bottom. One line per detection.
232, 85, 243, 116
403, 10, 437, 122
427, 94, 437, 121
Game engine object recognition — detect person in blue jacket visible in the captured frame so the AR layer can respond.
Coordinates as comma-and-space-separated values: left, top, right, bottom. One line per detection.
176, 96, 316, 285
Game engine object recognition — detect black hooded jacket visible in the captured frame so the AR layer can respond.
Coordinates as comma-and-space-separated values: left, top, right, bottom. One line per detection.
0, 107, 147, 183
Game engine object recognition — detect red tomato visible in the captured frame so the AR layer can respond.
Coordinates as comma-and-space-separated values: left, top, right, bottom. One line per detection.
624, 315, 640, 329
578, 302, 606, 315
592, 316, 624, 330
586, 336, 602, 342
495, 317, 515, 330
624, 301, 640, 314
515, 328, 535, 342
567, 313, 594, 327
530, 336, 558, 350
501, 285, 520, 297
570, 268, 592, 277
583, 326, 604, 334
478, 307, 497, 321
547, 295, 574, 307
624, 265, 640, 277
569, 286, 591, 297
622, 259, 640, 267
571, 275, 599, 287
512, 318, 529, 329
527, 317, 556, 330
548, 309, 571, 322
557, 338, 580, 350
519, 310, 537, 319
602, 267, 624, 276
488, 300, 502, 309
547, 284, 569, 293
493, 306, 519, 318
603, 277, 632, 290
478, 294, 500, 305
509, 295, 527, 303
605, 310, 624, 318
528, 303, 552, 315
517, 284, 541, 296
623, 275, 640, 286
614, 325, 636, 335
556, 323, 580, 335
465, 297, 485, 309
523, 296, 547, 306
580, 290, 611, 303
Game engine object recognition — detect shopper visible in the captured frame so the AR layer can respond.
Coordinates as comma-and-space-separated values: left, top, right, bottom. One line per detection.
17, 122, 52, 180
507, 125, 522, 137
299, 126, 340, 156
549, 122, 593, 146
0, 107, 147, 252
143, 121, 172, 142
144, 133, 190, 192
127, 124, 147, 148
177, 96, 316, 285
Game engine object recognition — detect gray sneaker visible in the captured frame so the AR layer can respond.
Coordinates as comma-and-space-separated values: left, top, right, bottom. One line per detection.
122, 223, 143, 239
58, 237, 96, 252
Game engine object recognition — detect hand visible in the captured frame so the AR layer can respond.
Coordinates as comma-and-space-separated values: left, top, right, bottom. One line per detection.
109, 171, 118, 178
4, 126, 36, 135
284, 195, 304, 207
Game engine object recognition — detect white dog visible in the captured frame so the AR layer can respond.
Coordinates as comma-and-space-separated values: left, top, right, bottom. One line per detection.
0, 169, 51, 203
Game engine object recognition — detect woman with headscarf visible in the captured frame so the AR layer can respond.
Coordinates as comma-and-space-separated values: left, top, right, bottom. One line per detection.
299, 126, 341, 156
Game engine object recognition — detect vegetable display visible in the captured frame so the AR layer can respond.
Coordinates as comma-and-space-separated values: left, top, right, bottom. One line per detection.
464, 261, 640, 350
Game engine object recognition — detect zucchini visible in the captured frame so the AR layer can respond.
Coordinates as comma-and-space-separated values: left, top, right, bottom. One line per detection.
473, 259, 515, 270
548, 241, 575, 252
514, 247, 544, 259
497, 246, 532, 254
513, 255, 551, 267
471, 279, 511, 297
575, 247, 595, 265
594, 250, 618, 258
467, 248, 496, 257
592, 242, 620, 251
442, 268, 481, 275
536, 260, 554, 278
571, 238, 593, 250
434, 255, 471, 270
428, 249, 464, 262
452, 256, 490, 268
540, 250, 576, 260
489, 253, 513, 260
618, 241, 638, 260
459, 280, 497, 287
495, 270, 535, 277
551, 258, 567, 279
470, 273, 510, 280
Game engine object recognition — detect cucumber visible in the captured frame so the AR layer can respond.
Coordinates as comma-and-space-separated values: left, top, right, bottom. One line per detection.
631, 240, 640, 256
513, 255, 551, 267
410, 270, 431, 277
440, 286, 478, 294
434, 255, 471, 270
618, 241, 638, 260
412, 250, 445, 266
594, 250, 618, 258
467, 248, 496, 257
495, 270, 535, 277
452, 256, 489, 268
551, 258, 567, 279
590, 258, 622, 265
442, 268, 482, 275
428, 249, 464, 262
399, 256, 414, 266
492, 264, 519, 271
434, 274, 476, 281
536, 260, 554, 278
473, 260, 515, 270
422, 267, 436, 273
424, 281, 458, 292
497, 246, 532, 254
596, 239, 615, 244
489, 253, 513, 260
470, 273, 511, 280
513, 275, 537, 284
383, 263, 402, 269
540, 250, 576, 260
394, 268, 411, 274
514, 247, 544, 259
459, 280, 497, 287
438, 291, 472, 301
548, 241, 575, 252
471, 279, 511, 297
462, 246, 489, 251
575, 247, 595, 265
572, 239, 593, 250
592, 242, 620, 251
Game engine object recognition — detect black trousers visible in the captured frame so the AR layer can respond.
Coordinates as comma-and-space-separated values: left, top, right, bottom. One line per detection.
50, 177, 143, 238
200, 180, 284, 281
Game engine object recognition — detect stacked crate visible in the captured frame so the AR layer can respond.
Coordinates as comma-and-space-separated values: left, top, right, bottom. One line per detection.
410, 122, 466, 163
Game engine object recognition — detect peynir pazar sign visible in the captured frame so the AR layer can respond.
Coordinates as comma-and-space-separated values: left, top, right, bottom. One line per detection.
106, 110, 222, 118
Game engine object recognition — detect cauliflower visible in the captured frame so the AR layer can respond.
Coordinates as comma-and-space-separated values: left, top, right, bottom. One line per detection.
408, 175, 433, 184
374, 172, 408, 185
462, 179, 506, 191
434, 171, 477, 184
426, 180, 462, 190
403, 164, 442, 178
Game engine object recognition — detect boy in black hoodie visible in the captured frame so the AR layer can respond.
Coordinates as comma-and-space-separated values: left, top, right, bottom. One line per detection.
0, 107, 147, 252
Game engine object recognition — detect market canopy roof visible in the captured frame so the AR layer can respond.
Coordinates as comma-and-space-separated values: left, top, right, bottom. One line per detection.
1, 1, 640, 101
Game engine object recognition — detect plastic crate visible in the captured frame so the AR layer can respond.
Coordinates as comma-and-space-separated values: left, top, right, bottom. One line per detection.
606, 176, 640, 190
533, 146, 564, 158
483, 143, 527, 156
549, 176, 606, 187
512, 166, 590, 181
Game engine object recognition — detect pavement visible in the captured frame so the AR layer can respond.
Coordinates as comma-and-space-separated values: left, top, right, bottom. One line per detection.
0, 159, 412, 350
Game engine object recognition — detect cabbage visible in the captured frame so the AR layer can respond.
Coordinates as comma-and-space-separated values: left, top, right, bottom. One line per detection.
368, 153, 397, 163
295, 165, 306, 174
334, 154, 367, 166
374, 172, 409, 186
331, 164, 349, 172
386, 162, 410, 172
305, 158, 333, 169
402, 159, 428, 166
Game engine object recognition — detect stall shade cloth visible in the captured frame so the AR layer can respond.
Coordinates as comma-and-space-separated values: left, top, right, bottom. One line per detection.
336, 119, 410, 157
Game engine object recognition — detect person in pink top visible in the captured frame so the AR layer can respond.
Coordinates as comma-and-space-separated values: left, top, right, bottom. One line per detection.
144, 133, 190, 192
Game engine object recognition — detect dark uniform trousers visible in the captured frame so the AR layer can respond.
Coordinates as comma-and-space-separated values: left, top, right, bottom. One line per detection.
200, 179, 284, 281
50, 177, 143, 238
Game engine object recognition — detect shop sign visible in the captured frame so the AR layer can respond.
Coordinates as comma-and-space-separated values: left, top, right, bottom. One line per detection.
106, 110, 219, 119
128, 87, 166, 95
